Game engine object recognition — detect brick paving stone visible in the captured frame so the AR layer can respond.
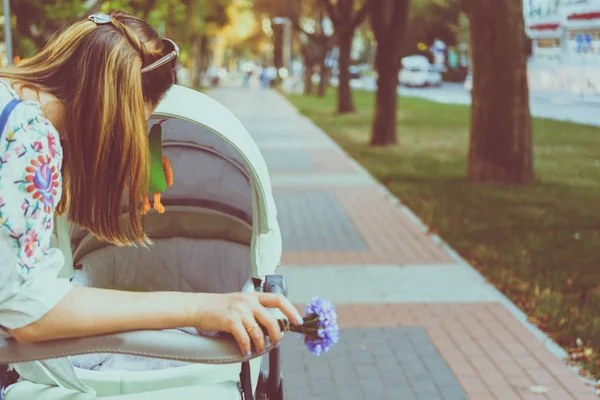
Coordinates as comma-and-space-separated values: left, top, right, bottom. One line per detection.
281, 327, 466, 400
262, 148, 358, 174
287, 302, 594, 399
315, 303, 595, 399
245, 127, 322, 143
279, 187, 456, 265
311, 149, 358, 173
336, 187, 454, 264
262, 148, 316, 172
274, 189, 369, 252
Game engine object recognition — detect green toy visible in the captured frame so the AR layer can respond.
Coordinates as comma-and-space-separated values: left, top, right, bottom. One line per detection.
144, 121, 173, 214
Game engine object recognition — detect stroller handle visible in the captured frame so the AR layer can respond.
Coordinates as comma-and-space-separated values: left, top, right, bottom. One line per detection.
0, 328, 275, 366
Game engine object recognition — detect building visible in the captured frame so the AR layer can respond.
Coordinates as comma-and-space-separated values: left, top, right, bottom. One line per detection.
524, 0, 600, 93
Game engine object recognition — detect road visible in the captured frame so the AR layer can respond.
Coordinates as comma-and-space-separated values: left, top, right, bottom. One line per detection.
352, 80, 600, 127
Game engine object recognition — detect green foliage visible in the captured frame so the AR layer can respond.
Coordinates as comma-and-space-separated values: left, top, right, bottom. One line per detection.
7, 0, 231, 61
252, 0, 290, 19
12, 0, 89, 21
7, 0, 90, 56
403, 0, 462, 58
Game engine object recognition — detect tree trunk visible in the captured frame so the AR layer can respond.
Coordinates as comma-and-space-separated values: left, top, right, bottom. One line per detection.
370, 59, 398, 146
273, 23, 284, 86
369, 0, 411, 146
189, 36, 202, 89
337, 32, 355, 113
198, 35, 210, 85
304, 59, 314, 95
463, 0, 532, 183
317, 61, 329, 97
317, 51, 329, 97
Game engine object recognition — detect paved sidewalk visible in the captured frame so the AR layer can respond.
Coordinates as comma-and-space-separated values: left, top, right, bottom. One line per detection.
208, 87, 596, 400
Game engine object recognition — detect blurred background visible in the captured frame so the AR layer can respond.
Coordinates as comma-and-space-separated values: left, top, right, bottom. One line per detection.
1, 1, 599, 112
1, 0, 600, 389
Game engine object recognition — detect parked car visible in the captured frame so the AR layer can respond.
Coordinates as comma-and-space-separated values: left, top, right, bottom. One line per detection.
398, 55, 442, 88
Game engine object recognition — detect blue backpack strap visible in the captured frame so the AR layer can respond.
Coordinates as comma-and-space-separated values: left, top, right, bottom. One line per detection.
0, 98, 23, 141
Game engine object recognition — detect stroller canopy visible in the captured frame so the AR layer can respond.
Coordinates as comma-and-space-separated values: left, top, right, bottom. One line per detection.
70, 85, 281, 279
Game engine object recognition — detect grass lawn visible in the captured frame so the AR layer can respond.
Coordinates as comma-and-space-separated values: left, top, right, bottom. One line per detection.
285, 89, 600, 376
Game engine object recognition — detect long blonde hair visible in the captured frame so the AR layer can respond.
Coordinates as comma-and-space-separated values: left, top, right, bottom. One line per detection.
0, 10, 175, 245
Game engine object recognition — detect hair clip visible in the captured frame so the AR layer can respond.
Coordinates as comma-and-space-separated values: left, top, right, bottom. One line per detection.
88, 13, 113, 25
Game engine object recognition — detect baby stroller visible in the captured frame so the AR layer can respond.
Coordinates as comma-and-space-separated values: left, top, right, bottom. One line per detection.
0, 85, 288, 399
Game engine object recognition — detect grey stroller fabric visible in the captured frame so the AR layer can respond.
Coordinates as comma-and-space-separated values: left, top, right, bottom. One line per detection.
72, 238, 251, 294
65, 118, 256, 374
155, 118, 253, 223
69, 237, 251, 373
69, 328, 211, 372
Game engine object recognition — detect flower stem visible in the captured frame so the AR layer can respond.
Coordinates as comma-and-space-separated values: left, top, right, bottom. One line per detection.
278, 314, 320, 335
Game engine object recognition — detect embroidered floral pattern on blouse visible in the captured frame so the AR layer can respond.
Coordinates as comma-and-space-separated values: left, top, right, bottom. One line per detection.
0, 103, 63, 275
25, 155, 60, 213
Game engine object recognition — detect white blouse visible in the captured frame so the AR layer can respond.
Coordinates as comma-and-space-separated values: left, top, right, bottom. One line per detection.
0, 80, 72, 332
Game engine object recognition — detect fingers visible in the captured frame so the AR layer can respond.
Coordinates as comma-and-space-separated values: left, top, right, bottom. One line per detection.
224, 293, 302, 357
253, 305, 282, 347
258, 293, 304, 326
241, 311, 266, 354
229, 316, 251, 357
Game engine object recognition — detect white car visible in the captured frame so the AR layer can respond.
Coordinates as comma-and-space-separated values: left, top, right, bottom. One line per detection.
398, 56, 442, 88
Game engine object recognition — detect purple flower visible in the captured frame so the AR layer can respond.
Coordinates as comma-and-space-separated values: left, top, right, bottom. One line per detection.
281, 297, 340, 356
303, 297, 339, 355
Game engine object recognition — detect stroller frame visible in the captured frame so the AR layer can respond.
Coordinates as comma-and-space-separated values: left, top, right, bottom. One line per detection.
0, 275, 287, 400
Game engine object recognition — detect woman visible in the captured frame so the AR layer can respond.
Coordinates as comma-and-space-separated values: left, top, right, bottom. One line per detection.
0, 10, 302, 359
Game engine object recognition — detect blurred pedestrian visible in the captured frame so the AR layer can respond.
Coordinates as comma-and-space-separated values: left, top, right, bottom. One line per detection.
260, 68, 269, 90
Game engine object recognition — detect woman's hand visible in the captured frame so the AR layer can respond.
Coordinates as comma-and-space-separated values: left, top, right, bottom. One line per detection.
194, 292, 304, 356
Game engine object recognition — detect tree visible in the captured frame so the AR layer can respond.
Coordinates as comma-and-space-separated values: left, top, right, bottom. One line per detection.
8, 0, 230, 86
253, 0, 296, 65
130, 0, 230, 86
462, 0, 533, 183
9, 0, 94, 54
353, 24, 375, 65
369, 0, 411, 146
287, 0, 334, 97
320, 0, 371, 113
253, 0, 311, 89
177, 0, 230, 88
402, 0, 461, 59
297, 33, 322, 95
